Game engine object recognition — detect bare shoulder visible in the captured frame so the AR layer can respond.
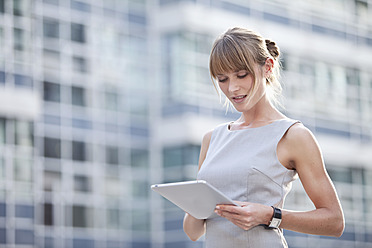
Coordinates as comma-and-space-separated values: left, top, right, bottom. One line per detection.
281, 122, 322, 170
200, 129, 214, 158
201, 129, 213, 147
284, 122, 317, 145
198, 129, 214, 171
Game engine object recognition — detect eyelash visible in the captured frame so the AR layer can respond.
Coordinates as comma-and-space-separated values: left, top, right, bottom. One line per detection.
237, 73, 248, 78
218, 73, 248, 83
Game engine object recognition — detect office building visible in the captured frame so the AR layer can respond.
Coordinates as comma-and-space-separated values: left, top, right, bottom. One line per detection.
0, 0, 371, 248
1, 0, 150, 247
152, 1, 372, 248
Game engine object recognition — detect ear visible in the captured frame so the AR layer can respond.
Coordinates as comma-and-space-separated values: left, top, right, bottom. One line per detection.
264, 58, 274, 77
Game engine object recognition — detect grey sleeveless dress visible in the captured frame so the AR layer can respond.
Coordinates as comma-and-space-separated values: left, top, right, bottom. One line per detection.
197, 118, 299, 248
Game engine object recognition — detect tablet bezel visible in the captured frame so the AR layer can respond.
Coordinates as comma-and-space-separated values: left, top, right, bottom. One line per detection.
151, 180, 240, 219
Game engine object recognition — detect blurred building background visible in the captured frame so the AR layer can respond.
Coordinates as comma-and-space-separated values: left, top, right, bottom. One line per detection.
0, 0, 371, 248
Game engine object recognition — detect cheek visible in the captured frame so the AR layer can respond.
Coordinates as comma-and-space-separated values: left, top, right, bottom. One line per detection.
244, 78, 254, 91
218, 83, 228, 94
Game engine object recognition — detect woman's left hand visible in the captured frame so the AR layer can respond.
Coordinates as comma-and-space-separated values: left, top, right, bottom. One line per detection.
215, 201, 273, 231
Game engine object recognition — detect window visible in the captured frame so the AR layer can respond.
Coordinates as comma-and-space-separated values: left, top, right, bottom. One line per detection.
0, 70, 5, 84
73, 239, 94, 248
14, 74, 32, 88
74, 175, 91, 192
43, 0, 59, 5
132, 209, 149, 231
44, 237, 54, 248
71, 23, 86, 43
327, 167, 352, 183
43, 49, 60, 69
72, 141, 86, 161
0, 118, 5, 144
355, 0, 368, 17
15, 230, 34, 245
72, 205, 92, 227
105, 91, 119, 111
43, 171, 61, 191
0, 202, 5, 216
44, 81, 60, 102
15, 204, 34, 218
71, 0, 91, 12
0, 157, 4, 179
0, 0, 4, 13
14, 157, 32, 182
13, 0, 24, 16
128, 12, 147, 25
131, 149, 148, 167
106, 146, 119, 165
163, 145, 199, 167
133, 180, 148, 197
0, 228, 5, 244
0, 28, 3, 53
105, 176, 121, 196
44, 137, 61, 158
13, 28, 24, 51
43, 18, 59, 38
72, 56, 87, 72
44, 203, 53, 225
15, 120, 33, 146
71, 86, 86, 106
107, 208, 120, 229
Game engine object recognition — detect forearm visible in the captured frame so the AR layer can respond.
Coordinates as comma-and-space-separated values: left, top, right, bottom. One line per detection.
280, 208, 344, 237
183, 213, 206, 241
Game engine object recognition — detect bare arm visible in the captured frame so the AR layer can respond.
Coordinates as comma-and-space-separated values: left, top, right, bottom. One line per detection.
215, 124, 344, 237
279, 124, 344, 236
183, 130, 213, 241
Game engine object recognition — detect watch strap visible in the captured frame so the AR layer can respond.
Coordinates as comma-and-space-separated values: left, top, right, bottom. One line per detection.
264, 206, 282, 229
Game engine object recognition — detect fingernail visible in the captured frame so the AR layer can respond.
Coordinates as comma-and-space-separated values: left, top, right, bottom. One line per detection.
215, 206, 220, 210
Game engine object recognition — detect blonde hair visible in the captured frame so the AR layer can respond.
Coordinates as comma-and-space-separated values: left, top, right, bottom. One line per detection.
209, 27, 282, 109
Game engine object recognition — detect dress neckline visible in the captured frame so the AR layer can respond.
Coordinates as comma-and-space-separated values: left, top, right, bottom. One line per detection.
227, 118, 289, 132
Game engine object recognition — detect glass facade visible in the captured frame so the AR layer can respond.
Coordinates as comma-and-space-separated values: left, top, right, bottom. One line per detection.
0, 0, 150, 247
0, 0, 371, 247
155, 1, 372, 248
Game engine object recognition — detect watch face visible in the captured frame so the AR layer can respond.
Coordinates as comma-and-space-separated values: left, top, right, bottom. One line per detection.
270, 218, 282, 228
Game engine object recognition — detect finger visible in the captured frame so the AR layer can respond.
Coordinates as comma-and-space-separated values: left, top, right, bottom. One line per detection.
220, 205, 249, 216
216, 205, 241, 214
224, 217, 252, 231
233, 201, 249, 206
216, 209, 243, 222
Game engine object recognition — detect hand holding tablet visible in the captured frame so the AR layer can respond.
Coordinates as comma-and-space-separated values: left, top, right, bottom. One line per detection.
151, 180, 240, 219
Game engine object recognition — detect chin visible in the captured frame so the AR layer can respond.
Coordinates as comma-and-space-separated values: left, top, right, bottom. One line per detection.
233, 105, 251, 113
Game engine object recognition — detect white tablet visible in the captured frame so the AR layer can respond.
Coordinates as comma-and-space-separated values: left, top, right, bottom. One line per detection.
151, 180, 240, 219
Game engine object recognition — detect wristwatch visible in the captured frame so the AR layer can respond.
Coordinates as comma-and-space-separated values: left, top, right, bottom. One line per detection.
265, 206, 282, 229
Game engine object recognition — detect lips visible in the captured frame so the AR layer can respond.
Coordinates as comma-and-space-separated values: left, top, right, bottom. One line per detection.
232, 95, 247, 103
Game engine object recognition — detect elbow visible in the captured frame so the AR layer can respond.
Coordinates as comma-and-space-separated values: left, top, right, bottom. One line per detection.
183, 213, 205, 241
183, 226, 202, 241
333, 217, 345, 237
183, 223, 201, 241
330, 212, 345, 237
188, 235, 200, 242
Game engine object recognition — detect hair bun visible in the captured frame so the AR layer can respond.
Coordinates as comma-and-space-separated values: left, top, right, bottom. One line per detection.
265, 39, 280, 60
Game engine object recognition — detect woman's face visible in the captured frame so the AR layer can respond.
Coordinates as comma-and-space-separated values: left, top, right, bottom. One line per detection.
216, 65, 266, 113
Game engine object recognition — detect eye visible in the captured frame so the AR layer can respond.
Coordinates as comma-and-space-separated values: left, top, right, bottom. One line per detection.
217, 77, 228, 83
237, 72, 248, 79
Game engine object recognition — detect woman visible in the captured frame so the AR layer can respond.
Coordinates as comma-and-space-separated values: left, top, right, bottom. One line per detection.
183, 27, 344, 247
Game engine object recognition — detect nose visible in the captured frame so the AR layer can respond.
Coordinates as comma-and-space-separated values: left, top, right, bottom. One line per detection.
228, 79, 240, 93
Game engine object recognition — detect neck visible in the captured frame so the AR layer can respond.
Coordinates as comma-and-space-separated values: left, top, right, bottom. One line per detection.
237, 95, 284, 126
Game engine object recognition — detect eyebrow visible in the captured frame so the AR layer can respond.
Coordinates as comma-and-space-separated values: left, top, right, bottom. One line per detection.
217, 70, 247, 76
